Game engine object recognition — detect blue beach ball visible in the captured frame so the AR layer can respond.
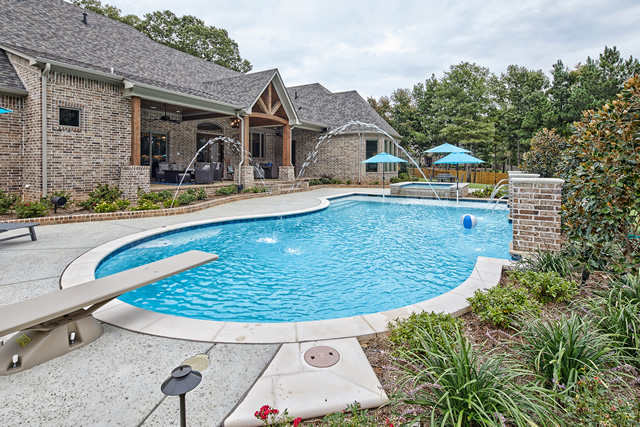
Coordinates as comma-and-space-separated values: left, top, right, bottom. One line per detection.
461, 214, 477, 229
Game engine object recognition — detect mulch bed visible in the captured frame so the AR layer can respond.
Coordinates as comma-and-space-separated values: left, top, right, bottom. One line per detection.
358, 270, 632, 426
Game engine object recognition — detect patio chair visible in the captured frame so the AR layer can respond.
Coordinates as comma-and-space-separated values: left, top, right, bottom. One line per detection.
227, 166, 234, 180
156, 162, 169, 181
195, 163, 214, 184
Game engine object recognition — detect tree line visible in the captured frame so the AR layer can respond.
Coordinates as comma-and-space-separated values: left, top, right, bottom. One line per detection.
368, 46, 639, 171
71, 0, 252, 73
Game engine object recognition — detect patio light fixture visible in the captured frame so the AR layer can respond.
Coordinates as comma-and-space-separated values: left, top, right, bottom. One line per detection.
51, 196, 67, 213
161, 365, 202, 427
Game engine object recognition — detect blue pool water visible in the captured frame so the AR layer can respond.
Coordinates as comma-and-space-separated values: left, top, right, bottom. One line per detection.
96, 196, 512, 323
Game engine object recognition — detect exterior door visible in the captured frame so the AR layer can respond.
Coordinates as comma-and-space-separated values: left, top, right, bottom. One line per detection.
140, 131, 168, 177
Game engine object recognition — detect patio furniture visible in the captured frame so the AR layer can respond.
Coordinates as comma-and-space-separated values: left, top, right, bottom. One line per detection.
156, 162, 169, 181
0, 250, 218, 375
164, 170, 190, 183
0, 222, 39, 243
435, 173, 455, 182
227, 166, 234, 180
195, 163, 214, 184
260, 163, 278, 179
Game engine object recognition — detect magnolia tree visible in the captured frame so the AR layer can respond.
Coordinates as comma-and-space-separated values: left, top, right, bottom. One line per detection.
562, 75, 640, 266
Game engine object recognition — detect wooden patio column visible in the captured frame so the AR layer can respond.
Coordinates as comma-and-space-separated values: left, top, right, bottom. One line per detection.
130, 96, 141, 165
243, 115, 251, 166
282, 123, 292, 166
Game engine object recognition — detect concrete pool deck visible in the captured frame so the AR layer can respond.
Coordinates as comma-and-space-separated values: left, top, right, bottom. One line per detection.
0, 188, 511, 425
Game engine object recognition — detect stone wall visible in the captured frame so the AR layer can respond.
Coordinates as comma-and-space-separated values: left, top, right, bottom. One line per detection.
292, 130, 398, 183
511, 178, 564, 254
0, 95, 25, 195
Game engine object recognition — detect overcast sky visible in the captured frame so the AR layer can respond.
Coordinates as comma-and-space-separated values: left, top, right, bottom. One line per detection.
105, 0, 640, 100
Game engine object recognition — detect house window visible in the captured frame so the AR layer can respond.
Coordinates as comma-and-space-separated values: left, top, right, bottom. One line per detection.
366, 140, 378, 172
251, 132, 265, 159
59, 107, 81, 127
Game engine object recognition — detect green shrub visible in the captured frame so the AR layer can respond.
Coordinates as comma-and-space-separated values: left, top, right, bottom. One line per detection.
393, 328, 556, 426
319, 402, 378, 426
215, 185, 237, 195
468, 283, 541, 328
163, 199, 177, 208
242, 186, 268, 193
345, 179, 352, 185
308, 179, 322, 186
509, 271, 579, 303
330, 179, 342, 184
388, 311, 463, 355
472, 185, 508, 199
176, 191, 196, 205
129, 199, 160, 211
516, 247, 574, 278
0, 190, 18, 215
372, 180, 380, 185
79, 183, 123, 211
589, 272, 640, 364
561, 374, 640, 425
14, 199, 51, 218
514, 314, 618, 393
194, 188, 207, 200
93, 201, 118, 213
390, 172, 415, 183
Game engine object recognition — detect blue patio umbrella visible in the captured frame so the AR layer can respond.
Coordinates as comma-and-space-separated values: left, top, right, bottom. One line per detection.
424, 143, 470, 154
0, 107, 13, 114
434, 152, 485, 191
361, 152, 407, 194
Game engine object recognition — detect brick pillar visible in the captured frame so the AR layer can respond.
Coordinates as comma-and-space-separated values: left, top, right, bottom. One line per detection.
511, 177, 564, 256
282, 123, 292, 166
238, 165, 255, 187
119, 165, 149, 202
279, 165, 295, 182
508, 172, 538, 214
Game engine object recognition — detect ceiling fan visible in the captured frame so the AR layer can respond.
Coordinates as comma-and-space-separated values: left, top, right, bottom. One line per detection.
153, 103, 181, 124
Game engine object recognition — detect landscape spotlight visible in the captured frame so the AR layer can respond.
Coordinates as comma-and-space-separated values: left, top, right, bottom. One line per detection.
160, 365, 202, 427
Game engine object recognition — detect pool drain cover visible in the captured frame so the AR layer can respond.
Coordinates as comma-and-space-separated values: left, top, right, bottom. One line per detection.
304, 346, 340, 368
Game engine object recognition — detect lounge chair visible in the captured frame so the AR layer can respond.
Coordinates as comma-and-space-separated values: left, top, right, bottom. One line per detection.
0, 222, 39, 243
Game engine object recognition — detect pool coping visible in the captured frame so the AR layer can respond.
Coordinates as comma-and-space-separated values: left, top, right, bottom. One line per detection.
60, 193, 513, 344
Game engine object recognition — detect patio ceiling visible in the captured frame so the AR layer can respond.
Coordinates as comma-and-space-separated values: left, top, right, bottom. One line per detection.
140, 99, 231, 122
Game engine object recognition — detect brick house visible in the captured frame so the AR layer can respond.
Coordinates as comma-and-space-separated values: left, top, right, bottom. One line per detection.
0, 0, 400, 201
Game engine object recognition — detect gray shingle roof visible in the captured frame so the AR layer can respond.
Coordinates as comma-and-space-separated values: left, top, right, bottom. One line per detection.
0, 0, 398, 136
288, 83, 400, 137
0, 49, 26, 93
0, 0, 246, 102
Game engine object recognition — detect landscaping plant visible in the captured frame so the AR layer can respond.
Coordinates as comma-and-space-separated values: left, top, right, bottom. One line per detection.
516, 247, 574, 279
79, 183, 123, 211
513, 313, 618, 393
468, 283, 541, 328
387, 311, 463, 356
319, 402, 381, 427
561, 75, 640, 268
0, 189, 18, 215
508, 270, 578, 304
393, 327, 556, 426
215, 185, 237, 195
14, 199, 51, 218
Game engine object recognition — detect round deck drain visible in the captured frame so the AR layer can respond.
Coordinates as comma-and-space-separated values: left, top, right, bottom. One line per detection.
303, 346, 340, 368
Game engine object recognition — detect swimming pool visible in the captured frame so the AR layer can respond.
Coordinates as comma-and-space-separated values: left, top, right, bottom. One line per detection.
96, 195, 511, 323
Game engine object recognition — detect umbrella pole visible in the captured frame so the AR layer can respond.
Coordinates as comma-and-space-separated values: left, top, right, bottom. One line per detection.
382, 167, 385, 200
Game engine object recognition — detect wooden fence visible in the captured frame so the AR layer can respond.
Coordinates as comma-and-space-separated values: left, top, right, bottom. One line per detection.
411, 168, 509, 186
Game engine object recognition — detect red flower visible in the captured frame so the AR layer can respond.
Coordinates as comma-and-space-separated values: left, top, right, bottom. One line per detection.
293, 417, 302, 426
386, 418, 394, 427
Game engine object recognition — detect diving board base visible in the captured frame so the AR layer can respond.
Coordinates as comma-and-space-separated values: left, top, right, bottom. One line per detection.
1, 315, 103, 376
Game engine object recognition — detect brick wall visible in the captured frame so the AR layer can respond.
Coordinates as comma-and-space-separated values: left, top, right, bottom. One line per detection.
8, 54, 42, 200
7, 54, 132, 201
119, 165, 150, 202
292, 130, 398, 183
0, 95, 25, 195
511, 178, 564, 253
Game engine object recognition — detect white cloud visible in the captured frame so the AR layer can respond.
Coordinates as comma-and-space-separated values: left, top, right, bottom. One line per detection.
106, 0, 640, 98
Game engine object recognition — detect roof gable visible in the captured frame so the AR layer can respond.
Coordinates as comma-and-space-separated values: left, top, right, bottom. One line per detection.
0, 49, 26, 96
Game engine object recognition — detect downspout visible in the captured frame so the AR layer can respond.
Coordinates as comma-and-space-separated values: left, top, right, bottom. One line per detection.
41, 63, 51, 197
358, 133, 362, 184
236, 112, 244, 185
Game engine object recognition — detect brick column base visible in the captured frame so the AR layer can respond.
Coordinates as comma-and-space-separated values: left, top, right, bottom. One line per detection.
279, 166, 295, 182
238, 165, 255, 187
119, 166, 149, 203
511, 177, 564, 255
